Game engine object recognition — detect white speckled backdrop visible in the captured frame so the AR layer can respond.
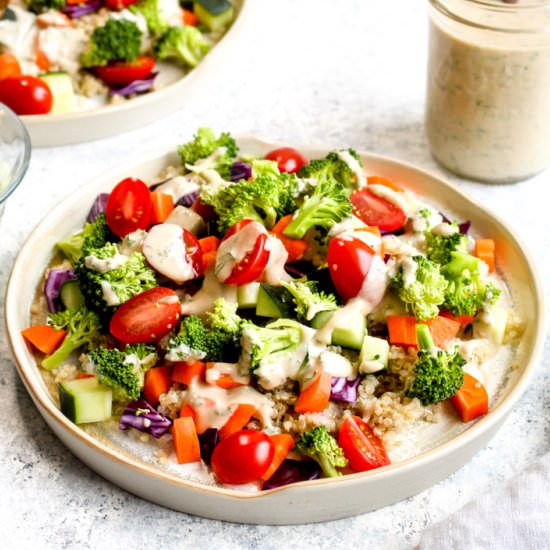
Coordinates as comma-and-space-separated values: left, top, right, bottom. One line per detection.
1, 1, 549, 548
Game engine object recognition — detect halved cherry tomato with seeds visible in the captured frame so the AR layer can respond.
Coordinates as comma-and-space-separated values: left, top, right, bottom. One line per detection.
265, 147, 306, 174
106, 177, 152, 237
350, 187, 407, 232
109, 287, 181, 344
217, 219, 270, 285
95, 56, 155, 88
338, 416, 390, 472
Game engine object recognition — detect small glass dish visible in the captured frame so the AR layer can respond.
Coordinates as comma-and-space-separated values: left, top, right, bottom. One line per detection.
0, 102, 31, 221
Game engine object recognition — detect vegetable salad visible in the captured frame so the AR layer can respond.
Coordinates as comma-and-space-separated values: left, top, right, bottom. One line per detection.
23, 128, 519, 489
0, 0, 237, 115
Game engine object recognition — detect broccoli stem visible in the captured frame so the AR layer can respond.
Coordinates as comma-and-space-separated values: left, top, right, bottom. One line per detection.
42, 338, 80, 371
416, 324, 435, 352
318, 455, 342, 478
283, 198, 324, 239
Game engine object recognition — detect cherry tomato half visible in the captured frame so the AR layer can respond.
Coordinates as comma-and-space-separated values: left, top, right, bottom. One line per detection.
104, 0, 138, 10
109, 287, 182, 343
183, 228, 204, 278
0, 53, 22, 80
0, 76, 52, 115
106, 177, 152, 238
95, 56, 156, 88
211, 430, 275, 484
350, 187, 407, 233
218, 219, 270, 285
265, 147, 307, 174
327, 235, 375, 302
338, 416, 390, 473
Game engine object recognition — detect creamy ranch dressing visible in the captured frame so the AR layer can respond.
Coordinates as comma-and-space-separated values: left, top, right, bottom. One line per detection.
38, 26, 87, 75
368, 184, 411, 215
426, 0, 550, 182
154, 176, 199, 201
0, 5, 38, 74
337, 150, 367, 187
85, 252, 127, 273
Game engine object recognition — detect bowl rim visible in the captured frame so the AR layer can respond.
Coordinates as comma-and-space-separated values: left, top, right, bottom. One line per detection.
18, 0, 249, 126
5, 136, 546, 499
0, 102, 31, 205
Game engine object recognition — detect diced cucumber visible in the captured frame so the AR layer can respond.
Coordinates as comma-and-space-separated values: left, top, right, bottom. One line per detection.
256, 284, 295, 318
310, 308, 366, 350
60, 280, 85, 310
473, 306, 508, 345
237, 282, 260, 308
40, 72, 74, 115
165, 205, 205, 235
194, 0, 234, 31
359, 335, 389, 374
58, 376, 112, 424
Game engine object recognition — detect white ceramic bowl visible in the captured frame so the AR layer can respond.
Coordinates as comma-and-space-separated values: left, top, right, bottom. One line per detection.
20, 1, 249, 148
5, 137, 545, 524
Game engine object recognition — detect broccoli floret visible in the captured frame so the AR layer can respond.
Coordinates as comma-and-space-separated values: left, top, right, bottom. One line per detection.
406, 324, 465, 405
43, 307, 102, 370
166, 299, 243, 362
294, 426, 348, 478
282, 176, 352, 239
251, 159, 280, 179
75, 243, 157, 324
130, 0, 169, 35
442, 252, 500, 316
391, 256, 448, 321
88, 344, 157, 401
425, 227, 468, 265
241, 319, 303, 372
177, 127, 237, 181
298, 150, 362, 191
81, 19, 142, 68
211, 172, 298, 233
281, 280, 338, 322
155, 25, 211, 68
56, 213, 114, 265
28, 0, 65, 13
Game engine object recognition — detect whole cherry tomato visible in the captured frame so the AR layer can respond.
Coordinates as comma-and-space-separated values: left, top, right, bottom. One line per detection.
265, 147, 307, 174
0, 75, 52, 115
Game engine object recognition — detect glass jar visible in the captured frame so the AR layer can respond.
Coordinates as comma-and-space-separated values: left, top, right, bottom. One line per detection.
425, 0, 550, 183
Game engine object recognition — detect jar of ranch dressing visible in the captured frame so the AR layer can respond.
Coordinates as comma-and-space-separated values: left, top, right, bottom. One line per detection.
425, 0, 550, 183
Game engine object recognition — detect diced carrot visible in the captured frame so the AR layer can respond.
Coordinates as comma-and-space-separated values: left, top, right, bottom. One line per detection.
440, 310, 475, 327
171, 360, 206, 386
387, 315, 418, 347
219, 403, 256, 440
426, 315, 461, 348
172, 417, 201, 464
198, 236, 220, 255
143, 365, 172, 405
179, 404, 196, 419
367, 175, 404, 193
202, 251, 217, 270
0, 53, 22, 80
150, 192, 174, 224
475, 238, 496, 273
21, 325, 66, 355
35, 35, 50, 72
270, 214, 309, 263
261, 434, 295, 482
294, 368, 331, 414
450, 373, 489, 422
182, 8, 198, 26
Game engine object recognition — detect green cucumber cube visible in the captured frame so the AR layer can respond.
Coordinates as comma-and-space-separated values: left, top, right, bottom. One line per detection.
58, 376, 112, 424
359, 335, 389, 374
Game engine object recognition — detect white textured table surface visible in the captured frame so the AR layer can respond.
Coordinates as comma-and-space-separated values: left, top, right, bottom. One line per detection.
1, 1, 549, 548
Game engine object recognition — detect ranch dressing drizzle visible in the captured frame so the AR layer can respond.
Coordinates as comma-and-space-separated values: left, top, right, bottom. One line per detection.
337, 150, 367, 188
263, 235, 291, 285
153, 176, 199, 201
368, 184, 411, 214
85, 252, 128, 273
205, 362, 250, 386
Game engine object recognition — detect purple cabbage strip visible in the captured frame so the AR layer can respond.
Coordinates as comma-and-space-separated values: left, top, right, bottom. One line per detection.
119, 398, 172, 439
284, 263, 308, 278
87, 193, 109, 223
109, 73, 157, 97
330, 376, 361, 403
262, 459, 321, 490
198, 428, 220, 466
458, 220, 471, 235
230, 161, 252, 182
44, 269, 76, 313
176, 190, 199, 208
383, 253, 391, 264
62, 0, 101, 18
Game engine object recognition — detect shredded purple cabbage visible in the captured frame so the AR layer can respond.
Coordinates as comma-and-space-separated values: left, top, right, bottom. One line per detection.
330, 376, 361, 403
87, 193, 109, 223
44, 269, 76, 313
383, 253, 391, 263
176, 191, 199, 208
109, 73, 157, 97
284, 263, 308, 278
62, 0, 101, 18
262, 459, 321, 490
119, 398, 172, 439
230, 161, 252, 182
458, 220, 471, 235
198, 428, 220, 466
